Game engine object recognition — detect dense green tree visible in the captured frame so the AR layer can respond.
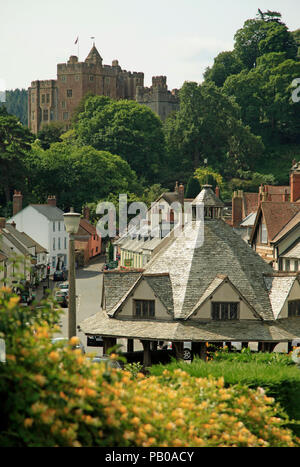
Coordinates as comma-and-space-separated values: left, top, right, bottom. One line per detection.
223, 53, 300, 142
185, 176, 201, 198
0, 107, 33, 206
234, 12, 297, 69
73, 96, 166, 184
25, 141, 141, 212
2, 89, 28, 126
164, 81, 264, 178
37, 122, 65, 150
292, 29, 300, 58
204, 51, 243, 87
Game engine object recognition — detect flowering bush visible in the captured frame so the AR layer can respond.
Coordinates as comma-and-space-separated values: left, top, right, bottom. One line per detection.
0, 286, 299, 447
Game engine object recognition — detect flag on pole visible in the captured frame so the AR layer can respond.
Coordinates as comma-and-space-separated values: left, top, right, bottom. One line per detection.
75, 36, 79, 44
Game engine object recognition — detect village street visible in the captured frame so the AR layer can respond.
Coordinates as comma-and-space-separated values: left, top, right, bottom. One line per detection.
54, 255, 141, 355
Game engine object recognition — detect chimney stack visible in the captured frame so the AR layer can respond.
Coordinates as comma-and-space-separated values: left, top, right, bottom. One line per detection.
47, 195, 56, 207
0, 218, 6, 229
232, 191, 243, 227
13, 190, 23, 215
174, 181, 179, 193
178, 183, 184, 205
290, 161, 300, 202
215, 186, 220, 198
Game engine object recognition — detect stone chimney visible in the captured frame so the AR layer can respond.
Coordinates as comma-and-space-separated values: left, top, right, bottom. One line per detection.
215, 186, 220, 198
0, 217, 6, 229
174, 181, 179, 193
178, 183, 184, 205
47, 195, 56, 207
83, 205, 90, 220
13, 190, 23, 215
290, 161, 300, 202
232, 190, 243, 227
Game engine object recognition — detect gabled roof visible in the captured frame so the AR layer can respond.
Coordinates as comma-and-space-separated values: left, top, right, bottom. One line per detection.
4, 224, 47, 253
79, 218, 97, 236
250, 202, 300, 244
271, 211, 300, 245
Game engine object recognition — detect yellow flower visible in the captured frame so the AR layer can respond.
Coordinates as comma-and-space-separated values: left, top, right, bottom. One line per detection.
69, 336, 80, 346
24, 418, 33, 428
7, 296, 20, 309
144, 423, 153, 433
49, 351, 60, 362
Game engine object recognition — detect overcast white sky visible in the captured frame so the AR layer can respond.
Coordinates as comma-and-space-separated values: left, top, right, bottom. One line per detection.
0, 0, 299, 92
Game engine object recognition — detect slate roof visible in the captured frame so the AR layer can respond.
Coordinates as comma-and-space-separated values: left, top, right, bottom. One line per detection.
264, 276, 296, 319
80, 308, 300, 342
104, 271, 142, 312
191, 185, 224, 208
30, 204, 65, 221
145, 218, 274, 320
80, 185, 300, 343
4, 224, 47, 253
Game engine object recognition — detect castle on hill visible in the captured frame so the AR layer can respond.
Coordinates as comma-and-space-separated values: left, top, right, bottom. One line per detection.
28, 44, 179, 133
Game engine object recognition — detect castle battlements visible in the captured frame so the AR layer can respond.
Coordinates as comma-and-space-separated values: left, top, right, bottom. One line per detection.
28, 45, 179, 133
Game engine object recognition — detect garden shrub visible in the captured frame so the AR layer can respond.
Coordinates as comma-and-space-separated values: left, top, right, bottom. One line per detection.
150, 347, 300, 436
0, 286, 300, 447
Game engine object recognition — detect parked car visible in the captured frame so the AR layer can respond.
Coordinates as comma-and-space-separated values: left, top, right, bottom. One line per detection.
159, 341, 192, 360
87, 335, 104, 347
53, 270, 66, 281
58, 282, 69, 293
54, 290, 68, 308
51, 337, 85, 354
89, 355, 122, 369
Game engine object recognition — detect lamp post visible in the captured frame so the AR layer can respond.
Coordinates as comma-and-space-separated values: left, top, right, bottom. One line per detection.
63, 208, 80, 339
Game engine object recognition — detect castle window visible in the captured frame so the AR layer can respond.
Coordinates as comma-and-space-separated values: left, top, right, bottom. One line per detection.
31, 95, 35, 103
288, 300, 300, 317
61, 75, 66, 81
41, 94, 45, 104
43, 109, 48, 121
63, 112, 69, 121
134, 300, 155, 318
89, 75, 94, 81
46, 94, 50, 103
211, 302, 239, 321
75, 75, 80, 81
61, 101, 66, 108
31, 111, 35, 120
66, 89, 72, 98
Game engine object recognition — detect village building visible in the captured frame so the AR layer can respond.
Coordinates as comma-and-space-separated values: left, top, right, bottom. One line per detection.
113, 182, 195, 269
250, 161, 300, 267
80, 185, 300, 366
9, 192, 68, 275
74, 206, 102, 266
0, 217, 47, 288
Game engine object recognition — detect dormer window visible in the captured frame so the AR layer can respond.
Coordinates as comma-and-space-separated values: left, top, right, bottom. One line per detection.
134, 300, 155, 318
211, 302, 239, 320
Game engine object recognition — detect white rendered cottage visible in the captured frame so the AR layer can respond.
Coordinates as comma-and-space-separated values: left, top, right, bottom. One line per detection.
9, 195, 68, 275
